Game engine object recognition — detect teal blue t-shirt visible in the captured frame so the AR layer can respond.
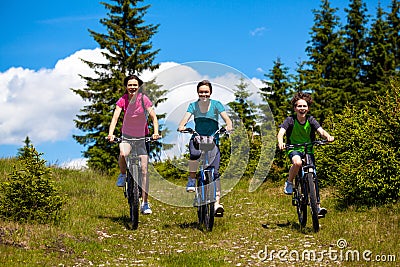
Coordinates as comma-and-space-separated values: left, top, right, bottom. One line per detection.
187, 99, 225, 140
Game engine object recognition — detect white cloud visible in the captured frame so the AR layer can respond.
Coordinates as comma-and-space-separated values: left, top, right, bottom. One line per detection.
0, 48, 106, 145
250, 27, 266, 36
0, 49, 268, 164
59, 158, 88, 170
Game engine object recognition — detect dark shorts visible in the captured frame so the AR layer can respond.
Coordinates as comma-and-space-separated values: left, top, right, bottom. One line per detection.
122, 134, 150, 155
288, 150, 315, 165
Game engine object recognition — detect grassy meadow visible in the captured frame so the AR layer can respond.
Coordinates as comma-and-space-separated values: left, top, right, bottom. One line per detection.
0, 158, 398, 266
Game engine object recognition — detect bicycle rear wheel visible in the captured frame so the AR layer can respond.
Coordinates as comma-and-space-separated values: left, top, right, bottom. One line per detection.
294, 176, 307, 228
307, 171, 319, 232
127, 166, 140, 230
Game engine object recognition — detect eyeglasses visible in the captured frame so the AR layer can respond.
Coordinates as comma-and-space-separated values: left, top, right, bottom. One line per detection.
296, 105, 308, 108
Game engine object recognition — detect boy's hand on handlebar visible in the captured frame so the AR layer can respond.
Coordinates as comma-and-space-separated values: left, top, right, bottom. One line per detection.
177, 126, 186, 132
278, 142, 286, 150
326, 135, 334, 142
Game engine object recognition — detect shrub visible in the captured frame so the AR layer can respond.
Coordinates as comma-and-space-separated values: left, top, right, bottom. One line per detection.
317, 79, 400, 208
0, 145, 67, 224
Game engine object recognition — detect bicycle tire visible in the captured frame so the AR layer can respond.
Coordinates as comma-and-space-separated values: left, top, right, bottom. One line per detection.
127, 166, 140, 230
204, 171, 215, 231
295, 176, 307, 228
197, 171, 215, 231
307, 170, 319, 232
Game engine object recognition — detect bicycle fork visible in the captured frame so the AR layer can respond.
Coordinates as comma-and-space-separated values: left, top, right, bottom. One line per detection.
194, 168, 217, 206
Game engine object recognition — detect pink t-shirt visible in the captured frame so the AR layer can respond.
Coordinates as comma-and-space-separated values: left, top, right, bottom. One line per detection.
116, 93, 152, 137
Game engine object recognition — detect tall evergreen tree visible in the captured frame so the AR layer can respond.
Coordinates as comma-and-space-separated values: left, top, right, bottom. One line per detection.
228, 77, 259, 136
341, 0, 370, 106
302, 0, 343, 123
260, 58, 292, 126
364, 4, 393, 97
72, 0, 160, 172
226, 78, 260, 178
387, 0, 400, 75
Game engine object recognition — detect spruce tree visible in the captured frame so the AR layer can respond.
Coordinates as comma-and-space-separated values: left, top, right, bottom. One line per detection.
341, 0, 370, 107
72, 0, 160, 172
365, 4, 393, 97
387, 0, 400, 75
260, 58, 292, 125
302, 0, 343, 123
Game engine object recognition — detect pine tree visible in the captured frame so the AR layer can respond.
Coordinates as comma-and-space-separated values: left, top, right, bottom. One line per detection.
364, 4, 393, 98
387, 0, 400, 75
17, 136, 33, 159
302, 0, 343, 123
228, 77, 258, 136
260, 58, 292, 126
72, 0, 160, 172
341, 0, 370, 107
226, 78, 260, 178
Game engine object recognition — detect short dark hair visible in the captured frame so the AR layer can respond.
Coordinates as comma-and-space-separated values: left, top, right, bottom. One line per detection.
124, 74, 143, 87
196, 80, 212, 94
291, 92, 313, 107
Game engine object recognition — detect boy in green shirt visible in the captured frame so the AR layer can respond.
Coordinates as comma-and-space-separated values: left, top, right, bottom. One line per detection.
277, 92, 334, 216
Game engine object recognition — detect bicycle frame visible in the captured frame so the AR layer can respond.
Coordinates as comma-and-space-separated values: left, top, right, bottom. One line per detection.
286, 140, 328, 232
110, 136, 154, 230
179, 127, 226, 231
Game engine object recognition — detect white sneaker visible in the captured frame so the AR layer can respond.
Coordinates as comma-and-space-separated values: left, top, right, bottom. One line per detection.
186, 177, 196, 192
141, 202, 152, 215
284, 180, 293, 195
116, 173, 126, 187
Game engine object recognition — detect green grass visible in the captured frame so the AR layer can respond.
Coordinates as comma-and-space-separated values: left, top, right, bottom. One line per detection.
0, 161, 399, 266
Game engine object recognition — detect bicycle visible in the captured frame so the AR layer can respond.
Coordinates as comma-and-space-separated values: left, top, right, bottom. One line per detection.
110, 136, 156, 230
286, 140, 329, 232
179, 127, 227, 231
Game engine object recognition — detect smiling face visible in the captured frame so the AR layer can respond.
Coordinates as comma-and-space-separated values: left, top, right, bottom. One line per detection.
294, 99, 309, 116
197, 85, 211, 102
126, 78, 140, 95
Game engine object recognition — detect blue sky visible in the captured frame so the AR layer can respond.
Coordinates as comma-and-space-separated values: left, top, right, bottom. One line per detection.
0, 0, 392, 166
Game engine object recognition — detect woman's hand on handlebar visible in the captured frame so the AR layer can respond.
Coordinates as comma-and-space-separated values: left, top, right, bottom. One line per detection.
177, 125, 186, 132
152, 133, 161, 140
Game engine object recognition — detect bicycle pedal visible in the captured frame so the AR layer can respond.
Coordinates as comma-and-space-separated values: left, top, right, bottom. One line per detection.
291, 198, 298, 206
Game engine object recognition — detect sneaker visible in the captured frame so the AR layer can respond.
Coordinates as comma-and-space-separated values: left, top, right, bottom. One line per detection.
186, 177, 196, 192
116, 173, 126, 187
318, 207, 327, 218
141, 202, 152, 215
284, 180, 293, 195
215, 203, 224, 217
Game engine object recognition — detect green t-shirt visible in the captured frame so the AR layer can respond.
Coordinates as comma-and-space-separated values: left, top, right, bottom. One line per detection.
279, 115, 321, 154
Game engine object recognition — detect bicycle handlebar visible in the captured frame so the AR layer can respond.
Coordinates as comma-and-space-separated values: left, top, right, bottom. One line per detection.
106, 136, 161, 144
285, 140, 330, 150
178, 127, 227, 137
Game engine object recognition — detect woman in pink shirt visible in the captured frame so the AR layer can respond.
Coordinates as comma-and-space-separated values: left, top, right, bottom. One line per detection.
107, 75, 160, 215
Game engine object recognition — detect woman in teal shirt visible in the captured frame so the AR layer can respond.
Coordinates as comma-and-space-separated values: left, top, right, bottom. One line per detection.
178, 80, 233, 217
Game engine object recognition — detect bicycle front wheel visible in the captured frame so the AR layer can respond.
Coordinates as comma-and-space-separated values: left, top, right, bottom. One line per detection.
294, 176, 307, 228
197, 172, 215, 231
307, 171, 319, 232
127, 166, 140, 230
